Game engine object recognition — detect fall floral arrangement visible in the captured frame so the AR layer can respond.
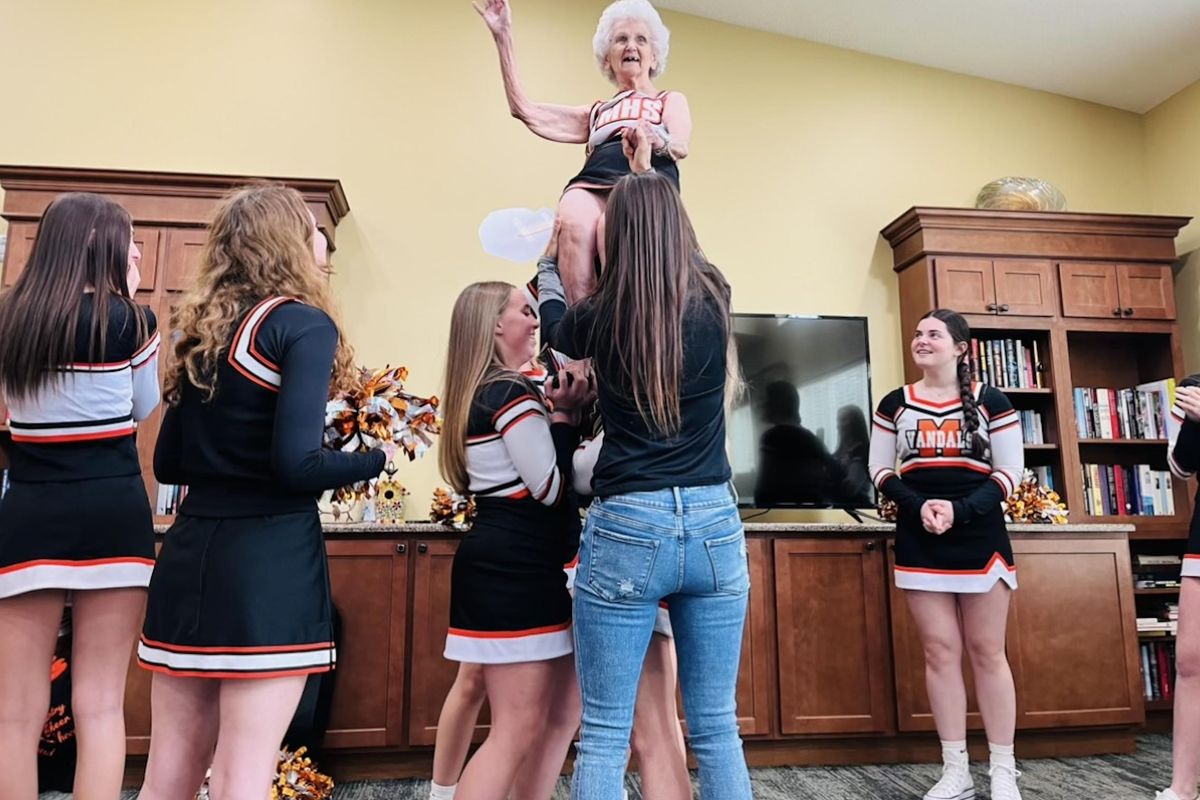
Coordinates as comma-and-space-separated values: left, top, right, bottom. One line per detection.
323, 366, 440, 504
876, 469, 1067, 525
430, 487, 477, 531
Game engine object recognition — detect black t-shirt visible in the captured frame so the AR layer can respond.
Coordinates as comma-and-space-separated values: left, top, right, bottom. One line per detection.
553, 293, 731, 497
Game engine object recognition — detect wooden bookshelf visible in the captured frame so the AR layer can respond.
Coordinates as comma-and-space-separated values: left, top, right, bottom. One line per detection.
1135, 587, 1182, 596
1146, 698, 1174, 712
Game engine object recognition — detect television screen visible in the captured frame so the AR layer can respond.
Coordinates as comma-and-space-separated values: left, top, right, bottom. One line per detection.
729, 314, 875, 509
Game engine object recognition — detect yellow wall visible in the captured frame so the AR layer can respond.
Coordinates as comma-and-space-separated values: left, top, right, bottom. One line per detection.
0, 1, 1156, 514
1145, 80, 1200, 373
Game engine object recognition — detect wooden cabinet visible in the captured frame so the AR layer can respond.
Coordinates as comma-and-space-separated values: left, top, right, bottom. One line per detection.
1059, 263, 1175, 320
324, 539, 410, 748
775, 537, 893, 734
1, 221, 37, 287
889, 535, 1144, 732
733, 537, 775, 736
407, 539, 488, 746
933, 257, 1056, 317
1007, 537, 1144, 727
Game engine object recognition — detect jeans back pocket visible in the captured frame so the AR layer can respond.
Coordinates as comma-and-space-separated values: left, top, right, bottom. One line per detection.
584, 527, 660, 603
704, 530, 750, 596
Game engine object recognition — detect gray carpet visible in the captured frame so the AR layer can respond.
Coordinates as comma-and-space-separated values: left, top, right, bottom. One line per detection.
44, 735, 1175, 798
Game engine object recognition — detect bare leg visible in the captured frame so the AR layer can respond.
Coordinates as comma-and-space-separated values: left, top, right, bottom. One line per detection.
511, 654, 580, 799
555, 189, 605, 305
631, 634, 689, 800
960, 583, 1016, 746
454, 660, 557, 800
137, 674, 220, 800
69, 587, 147, 800
431, 662, 487, 787
1169, 577, 1200, 800
207, 675, 308, 800
904, 589, 968, 741
0, 589, 65, 800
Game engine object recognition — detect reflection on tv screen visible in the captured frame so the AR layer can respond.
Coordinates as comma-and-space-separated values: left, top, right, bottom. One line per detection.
729, 315, 874, 509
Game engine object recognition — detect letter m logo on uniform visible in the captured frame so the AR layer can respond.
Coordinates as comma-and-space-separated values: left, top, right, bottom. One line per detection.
906, 419, 963, 458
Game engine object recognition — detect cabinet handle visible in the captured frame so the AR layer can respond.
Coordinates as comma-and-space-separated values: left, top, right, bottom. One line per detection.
864, 540, 877, 552
1123, 307, 1134, 317
418, 542, 429, 554
998, 303, 1010, 313
985, 302, 998, 312
395, 543, 407, 554
1112, 307, 1122, 316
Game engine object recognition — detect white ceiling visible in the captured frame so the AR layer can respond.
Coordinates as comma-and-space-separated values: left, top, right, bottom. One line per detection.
656, 0, 1200, 113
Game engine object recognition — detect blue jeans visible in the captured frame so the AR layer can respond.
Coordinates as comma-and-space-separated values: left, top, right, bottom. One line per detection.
571, 483, 752, 800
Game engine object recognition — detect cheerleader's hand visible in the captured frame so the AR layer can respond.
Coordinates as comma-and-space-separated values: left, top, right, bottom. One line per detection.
1177, 386, 1200, 423
639, 120, 666, 152
928, 499, 955, 533
473, 0, 511, 37
541, 216, 561, 262
381, 440, 399, 465
545, 369, 592, 414
622, 126, 653, 173
920, 501, 942, 534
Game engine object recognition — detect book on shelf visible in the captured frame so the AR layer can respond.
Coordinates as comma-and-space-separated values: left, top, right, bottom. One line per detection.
1140, 640, 1175, 702
1031, 465, 1055, 492
969, 337, 1043, 390
1081, 463, 1175, 516
1019, 410, 1047, 445
155, 483, 188, 516
1073, 380, 1177, 441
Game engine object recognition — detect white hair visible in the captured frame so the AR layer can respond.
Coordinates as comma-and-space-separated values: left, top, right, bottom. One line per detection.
592, 0, 671, 84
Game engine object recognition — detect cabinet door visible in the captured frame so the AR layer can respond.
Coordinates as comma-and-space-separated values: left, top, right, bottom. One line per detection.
933, 258, 996, 315
408, 540, 489, 745
162, 228, 207, 292
735, 537, 776, 736
324, 539, 410, 748
888, 544, 1007, 732
1058, 263, 1122, 319
775, 538, 892, 734
993, 260, 1056, 316
2, 222, 38, 287
1117, 264, 1176, 320
1008, 537, 1143, 728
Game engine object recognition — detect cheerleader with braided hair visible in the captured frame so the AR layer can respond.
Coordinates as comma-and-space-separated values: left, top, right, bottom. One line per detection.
868, 308, 1025, 800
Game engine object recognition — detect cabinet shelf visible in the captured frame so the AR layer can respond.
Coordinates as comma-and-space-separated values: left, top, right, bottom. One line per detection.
1078, 438, 1169, 446
1023, 443, 1058, 451
1135, 587, 1181, 596
1146, 698, 1174, 712
997, 387, 1053, 396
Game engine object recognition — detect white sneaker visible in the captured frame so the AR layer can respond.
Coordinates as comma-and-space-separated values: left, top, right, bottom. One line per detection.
924, 754, 975, 800
989, 762, 1022, 800
1155, 791, 1180, 800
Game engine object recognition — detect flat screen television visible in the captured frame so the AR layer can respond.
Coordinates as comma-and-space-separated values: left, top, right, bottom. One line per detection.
729, 314, 875, 509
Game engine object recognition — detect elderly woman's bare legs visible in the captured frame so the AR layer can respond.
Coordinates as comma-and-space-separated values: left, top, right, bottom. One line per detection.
556, 188, 606, 305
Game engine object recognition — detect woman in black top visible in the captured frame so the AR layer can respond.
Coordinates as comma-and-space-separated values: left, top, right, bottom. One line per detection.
0, 193, 159, 800
137, 186, 383, 800
553, 130, 751, 799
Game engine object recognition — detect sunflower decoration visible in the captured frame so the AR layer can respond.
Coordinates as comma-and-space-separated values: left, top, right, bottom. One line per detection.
324, 366, 440, 503
1003, 469, 1068, 524
431, 487, 477, 531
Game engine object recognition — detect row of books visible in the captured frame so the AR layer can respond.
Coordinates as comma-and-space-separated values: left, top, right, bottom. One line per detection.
968, 338, 1044, 389
1072, 381, 1177, 441
1030, 465, 1056, 493
155, 483, 188, 516
1019, 410, 1047, 445
1081, 463, 1175, 516
1140, 639, 1176, 703
1135, 553, 1183, 589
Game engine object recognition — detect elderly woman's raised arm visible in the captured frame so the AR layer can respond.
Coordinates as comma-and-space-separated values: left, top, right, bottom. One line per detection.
474, 0, 591, 143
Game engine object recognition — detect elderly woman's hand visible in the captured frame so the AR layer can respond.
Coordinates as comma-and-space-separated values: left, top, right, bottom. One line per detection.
473, 0, 512, 37
622, 125, 653, 174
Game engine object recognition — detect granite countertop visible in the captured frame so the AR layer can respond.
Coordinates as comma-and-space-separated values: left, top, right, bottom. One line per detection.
150, 520, 1136, 536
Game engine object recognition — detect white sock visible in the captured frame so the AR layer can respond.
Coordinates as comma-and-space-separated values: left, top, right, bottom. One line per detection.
989, 742, 1016, 770
429, 782, 456, 800
941, 738, 968, 759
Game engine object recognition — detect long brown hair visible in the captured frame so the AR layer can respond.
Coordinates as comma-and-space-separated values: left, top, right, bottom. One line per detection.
164, 184, 356, 403
593, 170, 734, 434
0, 192, 146, 400
920, 308, 980, 448
439, 282, 525, 493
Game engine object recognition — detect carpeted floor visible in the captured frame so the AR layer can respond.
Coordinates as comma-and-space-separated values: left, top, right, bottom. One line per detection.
45, 735, 1174, 799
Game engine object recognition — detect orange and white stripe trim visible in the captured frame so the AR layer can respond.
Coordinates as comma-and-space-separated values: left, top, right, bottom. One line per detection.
894, 552, 1017, 593
444, 621, 573, 664
137, 635, 336, 677
228, 297, 293, 392
0, 556, 154, 599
